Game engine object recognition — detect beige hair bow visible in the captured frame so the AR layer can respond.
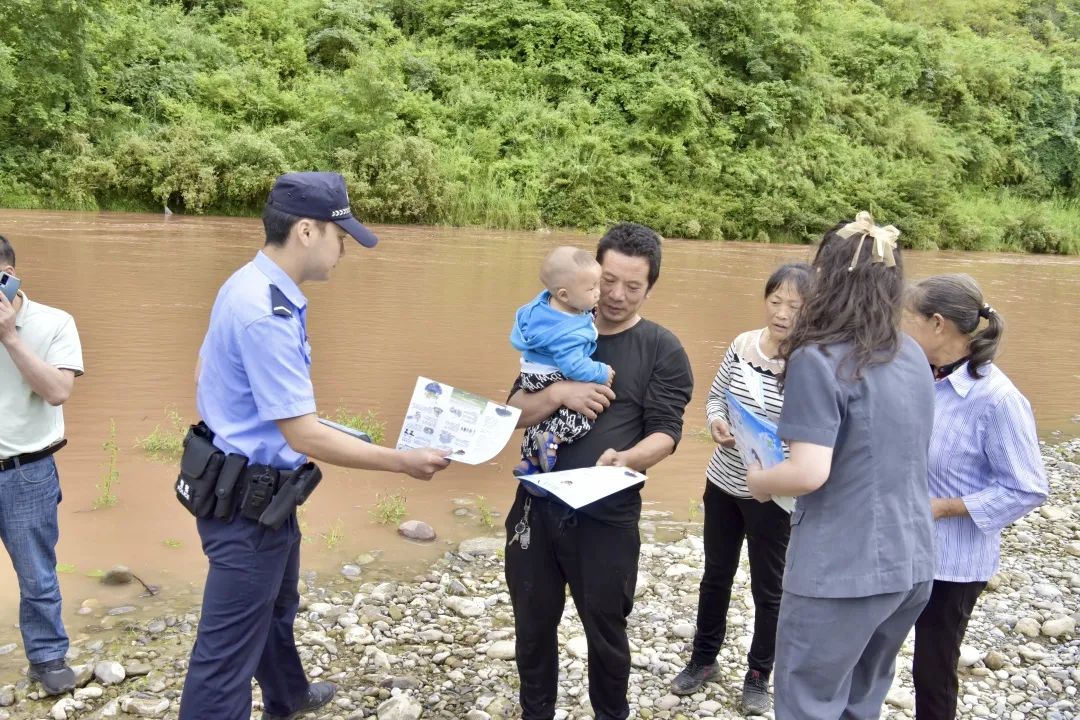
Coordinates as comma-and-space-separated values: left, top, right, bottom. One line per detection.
834, 211, 900, 271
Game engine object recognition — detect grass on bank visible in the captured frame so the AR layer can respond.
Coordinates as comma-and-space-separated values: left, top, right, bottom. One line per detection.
136, 408, 187, 463
322, 407, 386, 445
944, 193, 1080, 254
370, 491, 408, 525
93, 420, 120, 509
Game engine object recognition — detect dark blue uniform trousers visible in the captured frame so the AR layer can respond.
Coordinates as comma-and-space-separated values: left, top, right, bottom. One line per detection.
179, 513, 309, 720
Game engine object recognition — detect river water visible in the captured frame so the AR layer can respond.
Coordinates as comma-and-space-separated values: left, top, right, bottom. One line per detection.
0, 209, 1077, 671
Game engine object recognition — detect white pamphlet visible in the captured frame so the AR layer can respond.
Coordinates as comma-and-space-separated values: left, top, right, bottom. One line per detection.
519, 466, 648, 509
395, 377, 521, 464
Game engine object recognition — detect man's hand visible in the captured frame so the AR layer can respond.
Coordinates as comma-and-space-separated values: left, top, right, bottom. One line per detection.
0, 292, 17, 345
596, 448, 627, 467
710, 419, 736, 448
558, 381, 615, 421
399, 448, 451, 481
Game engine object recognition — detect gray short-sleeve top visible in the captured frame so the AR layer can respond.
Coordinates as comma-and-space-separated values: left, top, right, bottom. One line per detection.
777, 336, 936, 598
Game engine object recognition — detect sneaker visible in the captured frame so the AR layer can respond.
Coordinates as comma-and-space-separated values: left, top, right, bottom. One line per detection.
741, 669, 771, 716
670, 661, 720, 695
262, 681, 337, 720
27, 660, 76, 695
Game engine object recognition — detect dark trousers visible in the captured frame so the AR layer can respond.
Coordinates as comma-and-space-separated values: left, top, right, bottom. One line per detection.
691, 482, 790, 674
913, 580, 986, 720
505, 488, 640, 720
179, 513, 309, 720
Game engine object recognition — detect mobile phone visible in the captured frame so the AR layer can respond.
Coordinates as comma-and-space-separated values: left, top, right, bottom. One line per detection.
0, 272, 20, 303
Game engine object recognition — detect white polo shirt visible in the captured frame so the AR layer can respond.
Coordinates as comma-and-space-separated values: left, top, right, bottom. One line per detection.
0, 292, 84, 458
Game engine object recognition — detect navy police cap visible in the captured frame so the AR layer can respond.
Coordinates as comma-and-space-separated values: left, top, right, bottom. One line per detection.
267, 171, 378, 248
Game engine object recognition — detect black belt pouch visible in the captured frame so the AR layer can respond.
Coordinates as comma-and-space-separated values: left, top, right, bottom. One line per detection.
175, 424, 225, 518
213, 454, 248, 519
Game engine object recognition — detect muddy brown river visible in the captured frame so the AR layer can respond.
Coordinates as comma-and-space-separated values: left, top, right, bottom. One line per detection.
0, 209, 1077, 672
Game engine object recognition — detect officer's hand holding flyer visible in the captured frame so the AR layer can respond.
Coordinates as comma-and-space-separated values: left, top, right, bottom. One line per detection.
395, 377, 521, 464
724, 388, 796, 513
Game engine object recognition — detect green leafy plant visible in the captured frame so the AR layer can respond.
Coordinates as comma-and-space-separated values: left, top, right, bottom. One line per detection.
476, 495, 496, 529
162, 538, 183, 549
322, 519, 345, 549
136, 408, 187, 462
94, 419, 120, 509
56, 563, 76, 573
370, 491, 407, 525
322, 407, 386, 445
688, 499, 701, 523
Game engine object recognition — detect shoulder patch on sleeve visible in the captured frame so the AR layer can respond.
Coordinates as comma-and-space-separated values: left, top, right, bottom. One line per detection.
269, 285, 293, 318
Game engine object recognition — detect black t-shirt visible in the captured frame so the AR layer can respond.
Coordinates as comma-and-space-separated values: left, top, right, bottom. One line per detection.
512, 318, 694, 527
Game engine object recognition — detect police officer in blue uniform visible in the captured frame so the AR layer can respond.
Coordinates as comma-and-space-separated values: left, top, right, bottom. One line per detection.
178, 172, 450, 720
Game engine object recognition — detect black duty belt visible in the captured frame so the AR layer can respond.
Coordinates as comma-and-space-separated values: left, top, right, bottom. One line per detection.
0, 439, 68, 472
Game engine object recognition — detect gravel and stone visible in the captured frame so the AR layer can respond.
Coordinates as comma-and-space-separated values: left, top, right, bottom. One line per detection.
0, 439, 1076, 720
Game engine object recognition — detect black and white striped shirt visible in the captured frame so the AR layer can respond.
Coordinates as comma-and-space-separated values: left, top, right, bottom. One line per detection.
704, 329, 786, 498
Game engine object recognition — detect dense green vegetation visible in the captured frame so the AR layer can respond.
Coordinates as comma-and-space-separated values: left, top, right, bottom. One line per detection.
2, 0, 1079, 252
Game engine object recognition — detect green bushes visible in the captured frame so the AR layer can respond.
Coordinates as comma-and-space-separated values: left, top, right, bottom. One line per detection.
0, 0, 1079, 252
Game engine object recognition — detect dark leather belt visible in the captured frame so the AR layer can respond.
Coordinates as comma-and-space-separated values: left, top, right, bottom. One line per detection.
0, 439, 68, 472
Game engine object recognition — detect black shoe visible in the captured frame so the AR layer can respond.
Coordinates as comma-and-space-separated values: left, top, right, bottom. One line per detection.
262, 681, 337, 720
27, 660, 76, 695
670, 661, 720, 695
741, 669, 771, 716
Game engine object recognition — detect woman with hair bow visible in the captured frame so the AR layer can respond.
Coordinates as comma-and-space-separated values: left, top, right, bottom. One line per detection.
903, 274, 1047, 720
746, 213, 936, 720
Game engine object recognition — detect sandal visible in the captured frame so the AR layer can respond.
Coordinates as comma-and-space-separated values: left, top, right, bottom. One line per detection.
537, 432, 560, 473
513, 457, 541, 477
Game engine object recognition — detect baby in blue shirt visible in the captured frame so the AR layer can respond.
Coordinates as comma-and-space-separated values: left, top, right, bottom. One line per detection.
510, 246, 615, 475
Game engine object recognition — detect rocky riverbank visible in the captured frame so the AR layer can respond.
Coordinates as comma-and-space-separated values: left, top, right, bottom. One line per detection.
1, 439, 1077, 720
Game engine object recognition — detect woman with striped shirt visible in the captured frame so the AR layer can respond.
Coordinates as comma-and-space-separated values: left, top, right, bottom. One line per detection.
670, 263, 811, 715
903, 274, 1048, 720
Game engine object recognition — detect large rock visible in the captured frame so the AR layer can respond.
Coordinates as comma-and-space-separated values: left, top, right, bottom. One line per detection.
120, 693, 170, 718
398, 520, 436, 542
958, 645, 981, 668
486, 640, 516, 660
94, 661, 125, 685
1042, 616, 1075, 638
50, 698, 77, 720
984, 650, 1008, 671
885, 689, 915, 711
101, 565, 133, 586
1014, 618, 1042, 638
458, 537, 504, 556
377, 695, 423, 720
444, 597, 485, 618
567, 635, 588, 660
672, 623, 695, 640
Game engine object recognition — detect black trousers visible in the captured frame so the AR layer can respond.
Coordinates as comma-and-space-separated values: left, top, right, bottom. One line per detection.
504, 488, 640, 720
913, 579, 987, 720
691, 482, 790, 674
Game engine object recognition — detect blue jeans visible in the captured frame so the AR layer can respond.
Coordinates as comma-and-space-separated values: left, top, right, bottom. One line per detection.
0, 456, 69, 664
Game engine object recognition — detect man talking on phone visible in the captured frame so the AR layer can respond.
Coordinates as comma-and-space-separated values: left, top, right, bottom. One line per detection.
177, 172, 451, 720
0, 234, 84, 695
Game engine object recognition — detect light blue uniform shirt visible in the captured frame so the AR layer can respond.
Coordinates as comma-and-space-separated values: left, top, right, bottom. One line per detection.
196, 251, 315, 470
929, 362, 1048, 582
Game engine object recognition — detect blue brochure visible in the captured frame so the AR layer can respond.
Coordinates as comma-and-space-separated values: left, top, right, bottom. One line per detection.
724, 389, 794, 512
